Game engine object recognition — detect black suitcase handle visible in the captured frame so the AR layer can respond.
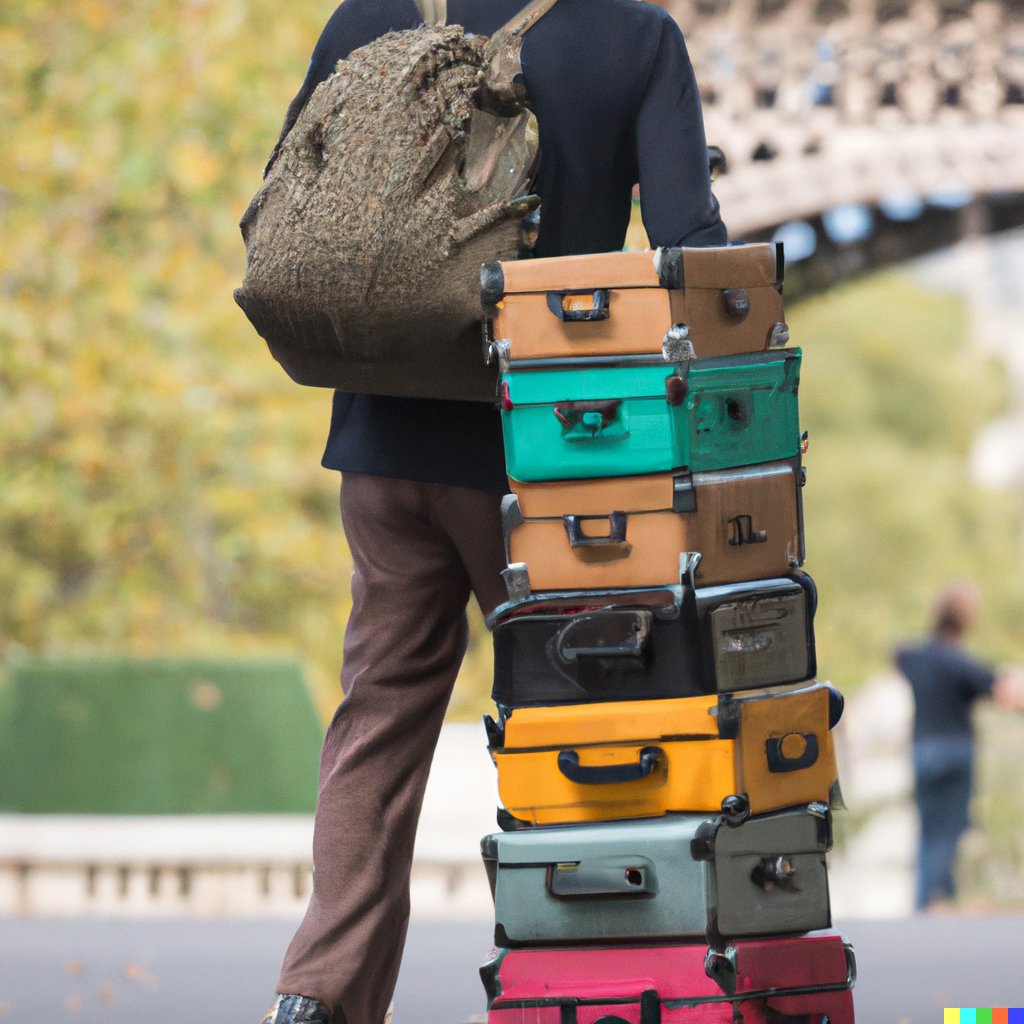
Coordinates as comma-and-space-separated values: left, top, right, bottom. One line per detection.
555, 986, 660, 1021
640, 989, 661, 1024
554, 609, 652, 662
563, 511, 627, 548
546, 288, 610, 322
557, 746, 662, 784
765, 732, 819, 773
593, 991, 660, 1024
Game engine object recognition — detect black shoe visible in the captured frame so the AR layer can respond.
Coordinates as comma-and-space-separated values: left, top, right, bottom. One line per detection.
260, 995, 332, 1024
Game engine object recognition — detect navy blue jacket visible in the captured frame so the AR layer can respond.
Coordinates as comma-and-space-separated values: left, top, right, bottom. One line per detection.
272, 0, 728, 492
896, 640, 996, 742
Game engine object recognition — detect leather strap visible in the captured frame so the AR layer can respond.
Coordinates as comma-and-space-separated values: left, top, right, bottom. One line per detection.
414, 0, 557, 36
491, 0, 559, 46
484, 0, 559, 108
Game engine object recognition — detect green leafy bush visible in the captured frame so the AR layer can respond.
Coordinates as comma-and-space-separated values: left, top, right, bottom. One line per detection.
0, 658, 321, 813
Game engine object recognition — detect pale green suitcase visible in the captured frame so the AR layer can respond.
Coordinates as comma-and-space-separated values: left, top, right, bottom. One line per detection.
481, 803, 832, 947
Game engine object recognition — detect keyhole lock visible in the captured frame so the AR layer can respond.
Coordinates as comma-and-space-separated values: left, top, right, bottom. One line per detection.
624, 867, 644, 887
752, 855, 798, 892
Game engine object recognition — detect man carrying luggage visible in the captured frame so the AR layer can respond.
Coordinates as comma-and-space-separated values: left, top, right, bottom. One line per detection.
258, 2, 726, 1022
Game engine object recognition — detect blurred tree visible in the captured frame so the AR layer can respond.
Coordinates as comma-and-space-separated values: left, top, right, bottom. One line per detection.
795, 273, 1024, 691
0, 0, 350, 714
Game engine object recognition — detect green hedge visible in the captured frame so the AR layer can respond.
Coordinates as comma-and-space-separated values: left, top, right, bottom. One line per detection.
0, 658, 322, 813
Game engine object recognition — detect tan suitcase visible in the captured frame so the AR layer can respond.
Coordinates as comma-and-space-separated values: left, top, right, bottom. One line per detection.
502, 458, 805, 594
481, 243, 787, 368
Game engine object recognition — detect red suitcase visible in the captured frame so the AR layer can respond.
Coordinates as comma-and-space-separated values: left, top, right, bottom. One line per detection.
481, 932, 855, 1024
706, 931, 856, 1021
483, 943, 738, 1024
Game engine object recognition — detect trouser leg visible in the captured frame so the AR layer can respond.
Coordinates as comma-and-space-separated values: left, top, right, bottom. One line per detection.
277, 474, 505, 1022
914, 744, 973, 909
915, 779, 950, 909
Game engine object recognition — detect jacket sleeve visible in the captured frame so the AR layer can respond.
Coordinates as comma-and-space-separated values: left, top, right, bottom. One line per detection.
634, 13, 728, 248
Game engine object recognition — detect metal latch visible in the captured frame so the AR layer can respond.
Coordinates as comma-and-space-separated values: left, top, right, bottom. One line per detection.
672, 472, 696, 513
722, 287, 750, 320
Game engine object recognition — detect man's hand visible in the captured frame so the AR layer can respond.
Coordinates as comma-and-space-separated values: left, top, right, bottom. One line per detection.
993, 666, 1024, 710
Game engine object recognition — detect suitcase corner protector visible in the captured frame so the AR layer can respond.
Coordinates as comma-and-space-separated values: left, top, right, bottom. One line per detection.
501, 562, 531, 600
480, 262, 506, 308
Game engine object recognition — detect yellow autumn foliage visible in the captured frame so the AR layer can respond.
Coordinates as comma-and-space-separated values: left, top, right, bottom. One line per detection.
0, 0, 363, 717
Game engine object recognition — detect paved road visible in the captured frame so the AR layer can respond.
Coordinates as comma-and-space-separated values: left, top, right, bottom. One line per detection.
1, 915, 1023, 1023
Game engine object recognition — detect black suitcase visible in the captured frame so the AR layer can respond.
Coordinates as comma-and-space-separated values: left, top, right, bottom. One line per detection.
487, 574, 817, 708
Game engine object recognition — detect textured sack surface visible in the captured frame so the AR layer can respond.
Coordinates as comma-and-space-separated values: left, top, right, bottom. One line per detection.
235, 25, 540, 400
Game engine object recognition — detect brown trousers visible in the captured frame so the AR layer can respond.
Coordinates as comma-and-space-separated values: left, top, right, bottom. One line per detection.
277, 473, 508, 1022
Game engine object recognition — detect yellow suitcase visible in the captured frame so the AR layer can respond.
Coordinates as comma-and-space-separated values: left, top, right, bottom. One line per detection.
487, 682, 842, 826
502, 458, 805, 594
481, 244, 788, 367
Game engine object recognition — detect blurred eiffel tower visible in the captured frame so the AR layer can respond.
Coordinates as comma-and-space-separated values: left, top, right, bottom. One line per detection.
657, 0, 1024, 237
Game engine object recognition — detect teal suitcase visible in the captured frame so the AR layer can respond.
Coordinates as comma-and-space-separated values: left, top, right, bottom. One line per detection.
501, 350, 801, 482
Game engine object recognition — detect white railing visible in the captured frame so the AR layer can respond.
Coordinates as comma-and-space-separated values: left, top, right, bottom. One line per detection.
0, 815, 315, 917
0, 703, 914, 920
0, 725, 500, 919
0, 814, 494, 919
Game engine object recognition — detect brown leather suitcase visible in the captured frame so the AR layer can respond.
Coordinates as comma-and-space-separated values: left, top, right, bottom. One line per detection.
481, 243, 787, 368
502, 458, 805, 594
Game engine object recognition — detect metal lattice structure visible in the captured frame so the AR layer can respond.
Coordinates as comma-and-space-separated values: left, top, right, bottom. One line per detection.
660, 0, 1024, 236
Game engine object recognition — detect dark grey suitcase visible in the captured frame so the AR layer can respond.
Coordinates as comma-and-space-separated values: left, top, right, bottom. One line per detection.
698, 573, 817, 693
693, 800, 832, 947
480, 803, 832, 948
487, 574, 817, 708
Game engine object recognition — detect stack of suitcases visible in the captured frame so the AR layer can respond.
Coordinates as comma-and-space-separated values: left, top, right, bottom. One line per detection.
474, 243, 856, 1023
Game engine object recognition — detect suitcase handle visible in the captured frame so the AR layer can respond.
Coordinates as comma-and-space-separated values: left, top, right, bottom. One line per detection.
549, 858, 655, 897
585, 1004, 662, 1024
563, 511, 627, 548
765, 732, 819, 772
557, 746, 662, 784
640, 989, 661, 1024
546, 289, 610, 322
727, 514, 767, 546
844, 941, 858, 987
553, 399, 622, 432
555, 609, 652, 662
